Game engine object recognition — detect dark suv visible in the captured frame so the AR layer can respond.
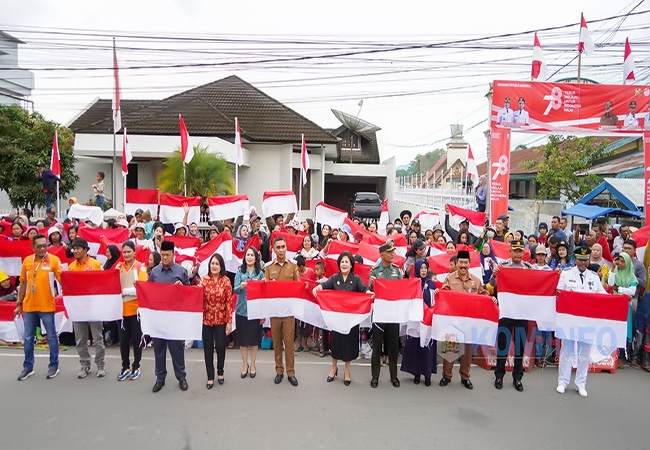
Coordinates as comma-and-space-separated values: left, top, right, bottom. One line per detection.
351, 192, 382, 219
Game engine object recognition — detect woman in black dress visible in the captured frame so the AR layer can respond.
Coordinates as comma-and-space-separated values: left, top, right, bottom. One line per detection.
312, 251, 372, 386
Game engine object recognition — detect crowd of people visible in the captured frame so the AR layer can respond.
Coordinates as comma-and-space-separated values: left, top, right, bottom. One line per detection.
3, 194, 650, 399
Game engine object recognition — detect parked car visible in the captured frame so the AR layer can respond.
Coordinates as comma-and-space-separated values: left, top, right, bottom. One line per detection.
351, 192, 382, 219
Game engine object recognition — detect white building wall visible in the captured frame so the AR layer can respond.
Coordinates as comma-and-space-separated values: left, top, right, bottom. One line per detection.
239, 143, 292, 212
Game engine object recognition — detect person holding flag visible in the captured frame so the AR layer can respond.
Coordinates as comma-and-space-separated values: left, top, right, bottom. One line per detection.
15, 234, 65, 381
556, 246, 607, 397
149, 240, 191, 393
37, 162, 65, 209
68, 238, 105, 379
114, 240, 148, 382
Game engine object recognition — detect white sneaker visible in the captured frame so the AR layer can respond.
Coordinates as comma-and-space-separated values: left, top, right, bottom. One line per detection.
77, 367, 91, 379
556, 385, 566, 394
96, 368, 106, 378
576, 387, 588, 397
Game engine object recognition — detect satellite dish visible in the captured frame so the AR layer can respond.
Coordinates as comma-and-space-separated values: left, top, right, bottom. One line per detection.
331, 109, 381, 134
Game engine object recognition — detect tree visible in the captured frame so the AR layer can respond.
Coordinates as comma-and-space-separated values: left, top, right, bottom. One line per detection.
157, 144, 234, 197
0, 105, 79, 209
522, 135, 610, 203
398, 148, 446, 177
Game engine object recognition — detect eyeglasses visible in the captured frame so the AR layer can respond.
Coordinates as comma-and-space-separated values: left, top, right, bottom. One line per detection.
34, 244, 47, 249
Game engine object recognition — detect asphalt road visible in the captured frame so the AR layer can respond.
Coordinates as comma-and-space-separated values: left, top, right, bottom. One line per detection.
0, 346, 647, 450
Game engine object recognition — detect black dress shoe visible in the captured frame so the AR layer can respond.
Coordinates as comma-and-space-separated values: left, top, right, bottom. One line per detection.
218, 377, 224, 385
461, 379, 473, 390
288, 376, 299, 387
370, 378, 378, 388
249, 371, 256, 378
179, 378, 188, 391
274, 374, 283, 384
391, 378, 400, 388
326, 368, 338, 383
206, 382, 214, 390
152, 380, 165, 393
513, 379, 524, 392
344, 378, 351, 386
424, 378, 431, 387
241, 370, 248, 379
413, 375, 421, 385
494, 377, 503, 390
439, 377, 451, 387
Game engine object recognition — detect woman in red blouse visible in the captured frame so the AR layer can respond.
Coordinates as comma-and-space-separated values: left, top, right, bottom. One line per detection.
200, 253, 233, 389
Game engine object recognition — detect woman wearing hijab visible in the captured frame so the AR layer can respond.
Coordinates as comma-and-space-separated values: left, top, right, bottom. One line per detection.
234, 224, 250, 252
400, 259, 439, 386
480, 242, 497, 284
103, 245, 121, 270
404, 239, 427, 278
609, 252, 639, 367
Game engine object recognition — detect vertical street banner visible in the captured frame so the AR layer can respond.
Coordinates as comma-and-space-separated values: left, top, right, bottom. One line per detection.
489, 126, 510, 220
645, 132, 650, 221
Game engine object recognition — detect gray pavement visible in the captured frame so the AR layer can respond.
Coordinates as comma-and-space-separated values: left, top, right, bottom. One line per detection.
0, 345, 647, 450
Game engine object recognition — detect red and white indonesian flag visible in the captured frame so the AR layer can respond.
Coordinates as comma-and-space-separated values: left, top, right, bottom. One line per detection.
300, 134, 309, 187
112, 39, 121, 133
372, 278, 423, 324
125, 188, 158, 216
0, 302, 21, 343
0, 240, 33, 276
405, 301, 436, 347
262, 191, 297, 218
53, 296, 72, 333
496, 267, 559, 327
555, 290, 628, 350
466, 145, 479, 184
427, 242, 448, 256
632, 225, 649, 261
489, 239, 530, 262
196, 233, 233, 277
414, 211, 440, 232
314, 201, 348, 230
531, 32, 547, 81
431, 290, 499, 346
235, 117, 244, 167
207, 195, 249, 221
78, 227, 129, 259
377, 199, 390, 234
136, 281, 204, 340
231, 234, 260, 273
578, 13, 595, 56
446, 204, 485, 236
159, 193, 201, 224
316, 290, 373, 334
270, 230, 303, 260
68, 204, 104, 227
179, 114, 193, 164
61, 270, 123, 322
48, 245, 75, 270
121, 128, 132, 177
246, 281, 306, 320
427, 251, 481, 282
50, 130, 61, 177
623, 37, 635, 83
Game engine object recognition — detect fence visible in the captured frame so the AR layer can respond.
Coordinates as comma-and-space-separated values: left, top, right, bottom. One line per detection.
393, 178, 476, 211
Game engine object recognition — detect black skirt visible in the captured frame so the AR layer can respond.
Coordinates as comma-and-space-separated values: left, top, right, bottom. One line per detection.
331, 325, 360, 362
235, 314, 262, 347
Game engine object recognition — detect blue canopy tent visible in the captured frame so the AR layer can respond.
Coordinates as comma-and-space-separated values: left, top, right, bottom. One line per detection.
561, 203, 642, 220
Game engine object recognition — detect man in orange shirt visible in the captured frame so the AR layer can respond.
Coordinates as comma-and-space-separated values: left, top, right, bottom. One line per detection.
68, 238, 105, 379
15, 234, 64, 381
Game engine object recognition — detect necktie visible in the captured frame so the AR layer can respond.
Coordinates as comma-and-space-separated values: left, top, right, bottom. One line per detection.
580, 273, 584, 284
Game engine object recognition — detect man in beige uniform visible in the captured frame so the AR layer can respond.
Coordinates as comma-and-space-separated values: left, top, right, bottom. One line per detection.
265, 236, 300, 386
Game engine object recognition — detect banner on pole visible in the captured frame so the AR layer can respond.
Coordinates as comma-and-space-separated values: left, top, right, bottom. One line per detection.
489, 127, 510, 220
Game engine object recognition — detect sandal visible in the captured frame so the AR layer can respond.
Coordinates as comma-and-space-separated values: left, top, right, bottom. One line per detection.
296, 347, 304, 352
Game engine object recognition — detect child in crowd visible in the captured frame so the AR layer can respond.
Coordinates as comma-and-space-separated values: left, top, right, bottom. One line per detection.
295, 255, 316, 352
92, 171, 105, 210
314, 260, 331, 357
550, 241, 575, 271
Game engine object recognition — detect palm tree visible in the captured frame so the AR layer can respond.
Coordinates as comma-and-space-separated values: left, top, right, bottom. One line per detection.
157, 144, 234, 197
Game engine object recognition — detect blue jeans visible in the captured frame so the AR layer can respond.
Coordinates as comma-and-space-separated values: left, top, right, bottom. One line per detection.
96, 195, 104, 210
23, 312, 59, 371
45, 192, 53, 209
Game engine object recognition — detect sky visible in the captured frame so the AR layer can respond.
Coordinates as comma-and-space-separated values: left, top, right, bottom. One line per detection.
2, 0, 649, 167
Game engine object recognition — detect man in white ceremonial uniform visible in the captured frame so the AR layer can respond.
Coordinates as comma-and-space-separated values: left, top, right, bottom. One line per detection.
556, 246, 606, 397
496, 97, 513, 123
623, 101, 639, 128
513, 97, 529, 124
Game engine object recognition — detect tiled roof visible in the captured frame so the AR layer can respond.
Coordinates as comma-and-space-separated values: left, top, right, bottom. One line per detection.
69, 75, 337, 144
330, 125, 380, 164
68, 99, 156, 133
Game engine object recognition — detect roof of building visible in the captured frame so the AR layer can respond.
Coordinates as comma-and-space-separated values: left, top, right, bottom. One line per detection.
0, 31, 25, 45
578, 178, 644, 210
329, 125, 380, 164
69, 75, 338, 144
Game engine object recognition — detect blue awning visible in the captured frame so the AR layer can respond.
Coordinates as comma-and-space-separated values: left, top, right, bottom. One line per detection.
561, 203, 642, 220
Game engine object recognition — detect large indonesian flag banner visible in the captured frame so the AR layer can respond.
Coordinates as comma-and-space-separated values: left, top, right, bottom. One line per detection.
60, 271, 123, 322
68, 204, 104, 227
431, 290, 499, 346
446, 204, 485, 236
0, 240, 33, 276
207, 195, 250, 221
230, 234, 260, 273
262, 191, 297, 218
491, 80, 650, 133
159, 193, 201, 224
496, 267, 559, 326
427, 251, 481, 282
315, 290, 374, 334
136, 282, 203, 340
246, 280, 307, 320
406, 302, 436, 348
314, 201, 348, 230
377, 199, 390, 234
414, 211, 440, 232
125, 188, 158, 216
372, 278, 423, 324
269, 230, 303, 260
78, 227, 129, 259
489, 127, 511, 220
196, 233, 233, 277
555, 290, 628, 349
645, 132, 650, 222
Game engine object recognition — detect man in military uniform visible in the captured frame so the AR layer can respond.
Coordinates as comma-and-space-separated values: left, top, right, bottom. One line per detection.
488, 239, 532, 392
496, 97, 514, 123
556, 246, 606, 397
439, 250, 491, 390
369, 240, 402, 388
